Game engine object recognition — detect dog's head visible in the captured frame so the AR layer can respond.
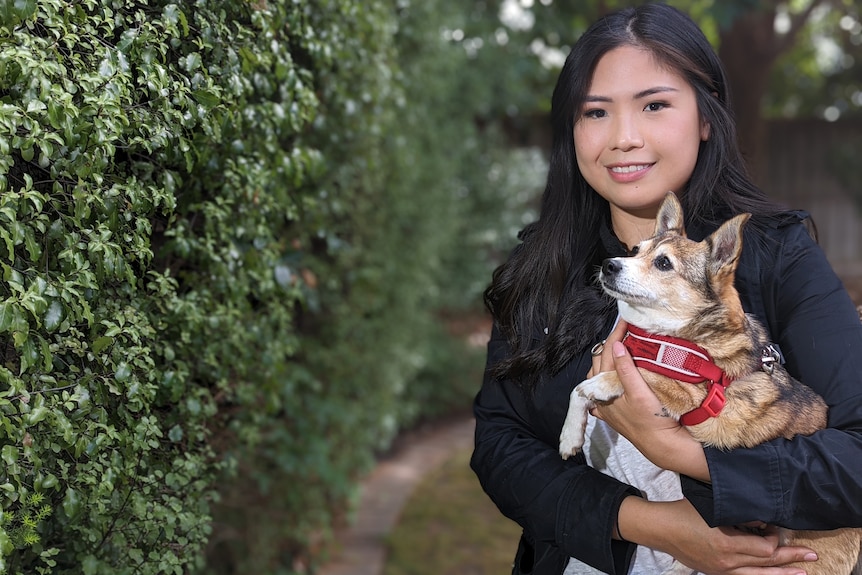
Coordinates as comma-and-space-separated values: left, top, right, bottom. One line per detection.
600, 192, 750, 335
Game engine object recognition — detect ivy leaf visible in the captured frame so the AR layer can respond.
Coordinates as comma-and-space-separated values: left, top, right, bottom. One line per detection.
168, 425, 183, 442
23, 227, 40, 260
43, 300, 63, 332
0, 0, 35, 28
114, 362, 131, 382
1, 445, 17, 465
0, 301, 12, 332
91, 335, 113, 354
62, 487, 81, 519
192, 89, 220, 110
19, 335, 38, 373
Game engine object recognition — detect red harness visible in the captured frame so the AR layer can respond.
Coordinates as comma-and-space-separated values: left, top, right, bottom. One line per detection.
622, 325, 733, 426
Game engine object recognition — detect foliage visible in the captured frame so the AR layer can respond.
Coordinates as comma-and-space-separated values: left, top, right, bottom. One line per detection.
202, 0, 535, 568
445, 0, 860, 123
0, 0, 526, 573
0, 0, 218, 572
766, 1, 862, 119
0, 492, 52, 550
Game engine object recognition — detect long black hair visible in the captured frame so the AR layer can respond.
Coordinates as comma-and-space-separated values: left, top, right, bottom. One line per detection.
485, 3, 790, 385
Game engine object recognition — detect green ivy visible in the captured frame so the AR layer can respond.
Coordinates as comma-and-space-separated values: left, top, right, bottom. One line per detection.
0, 0, 523, 573
0, 0, 312, 572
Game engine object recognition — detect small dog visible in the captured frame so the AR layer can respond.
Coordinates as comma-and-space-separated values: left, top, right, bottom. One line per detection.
558, 192, 862, 574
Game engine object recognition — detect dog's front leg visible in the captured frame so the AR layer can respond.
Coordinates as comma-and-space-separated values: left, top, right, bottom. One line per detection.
559, 389, 591, 459
559, 372, 624, 459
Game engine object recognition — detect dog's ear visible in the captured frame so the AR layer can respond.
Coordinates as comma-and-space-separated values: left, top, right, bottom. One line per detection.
655, 192, 686, 237
708, 213, 750, 276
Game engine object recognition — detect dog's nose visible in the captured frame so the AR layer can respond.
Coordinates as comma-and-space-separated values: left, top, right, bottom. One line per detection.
602, 258, 622, 276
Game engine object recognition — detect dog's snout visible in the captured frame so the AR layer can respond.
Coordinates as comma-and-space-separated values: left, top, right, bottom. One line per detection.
602, 258, 623, 276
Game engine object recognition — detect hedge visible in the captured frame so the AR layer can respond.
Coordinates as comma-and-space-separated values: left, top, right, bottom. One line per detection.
0, 1, 534, 574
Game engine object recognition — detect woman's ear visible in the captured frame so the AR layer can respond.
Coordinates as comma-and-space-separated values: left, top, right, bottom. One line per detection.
701, 91, 719, 141
700, 119, 711, 141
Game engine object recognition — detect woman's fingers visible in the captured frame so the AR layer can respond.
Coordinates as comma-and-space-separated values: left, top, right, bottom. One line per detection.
631, 500, 819, 575
587, 319, 628, 378
601, 319, 628, 372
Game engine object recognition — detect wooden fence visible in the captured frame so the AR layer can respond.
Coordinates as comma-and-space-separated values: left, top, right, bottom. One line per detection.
765, 119, 862, 278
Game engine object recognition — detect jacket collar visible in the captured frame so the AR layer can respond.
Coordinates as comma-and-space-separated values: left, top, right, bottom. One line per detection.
597, 211, 720, 258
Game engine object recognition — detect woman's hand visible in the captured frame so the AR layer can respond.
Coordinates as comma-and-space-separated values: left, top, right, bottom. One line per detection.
586, 317, 628, 378
620, 497, 818, 575
589, 323, 710, 481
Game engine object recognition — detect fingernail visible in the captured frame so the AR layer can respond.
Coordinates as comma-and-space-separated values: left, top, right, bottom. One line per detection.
804, 552, 817, 561
613, 341, 626, 357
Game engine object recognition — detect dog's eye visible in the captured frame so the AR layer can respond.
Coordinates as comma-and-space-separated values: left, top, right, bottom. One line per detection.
629, 245, 639, 255
654, 255, 673, 271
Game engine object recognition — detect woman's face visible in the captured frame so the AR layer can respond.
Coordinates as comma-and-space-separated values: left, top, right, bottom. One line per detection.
574, 46, 709, 220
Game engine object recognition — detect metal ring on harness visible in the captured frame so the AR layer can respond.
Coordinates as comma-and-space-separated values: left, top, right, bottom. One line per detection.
761, 344, 781, 375
591, 340, 606, 356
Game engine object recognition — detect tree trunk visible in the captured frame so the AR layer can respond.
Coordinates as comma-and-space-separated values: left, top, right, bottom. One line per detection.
718, 6, 778, 185
717, 0, 826, 185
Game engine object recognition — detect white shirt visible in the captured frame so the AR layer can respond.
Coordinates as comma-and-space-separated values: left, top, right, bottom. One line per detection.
564, 415, 687, 574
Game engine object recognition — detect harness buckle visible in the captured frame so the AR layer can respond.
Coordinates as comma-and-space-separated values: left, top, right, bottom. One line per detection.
701, 383, 726, 417
761, 344, 781, 375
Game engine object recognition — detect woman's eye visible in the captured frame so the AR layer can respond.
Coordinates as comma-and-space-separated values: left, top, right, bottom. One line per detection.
644, 102, 667, 112
583, 108, 606, 119
654, 255, 673, 271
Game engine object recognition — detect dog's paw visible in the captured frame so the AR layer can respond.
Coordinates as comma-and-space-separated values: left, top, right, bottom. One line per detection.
577, 372, 623, 402
559, 425, 585, 459
559, 393, 590, 459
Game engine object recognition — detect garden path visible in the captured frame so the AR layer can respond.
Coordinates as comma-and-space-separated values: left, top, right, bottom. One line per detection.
318, 415, 476, 575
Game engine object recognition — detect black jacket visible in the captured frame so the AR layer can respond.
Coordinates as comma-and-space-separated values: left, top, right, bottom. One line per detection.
470, 214, 862, 575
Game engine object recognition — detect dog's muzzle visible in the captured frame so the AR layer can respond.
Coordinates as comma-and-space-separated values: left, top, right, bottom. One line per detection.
602, 258, 623, 278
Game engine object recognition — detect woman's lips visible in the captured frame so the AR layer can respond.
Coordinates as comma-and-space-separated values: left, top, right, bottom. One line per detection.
607, 163, 653, 183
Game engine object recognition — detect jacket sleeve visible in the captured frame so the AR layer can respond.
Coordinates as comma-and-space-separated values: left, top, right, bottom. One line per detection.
685, 221, 862, 529
470, 324, 640, 575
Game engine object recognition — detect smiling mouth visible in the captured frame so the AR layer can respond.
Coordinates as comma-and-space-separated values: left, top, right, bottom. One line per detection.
609, 164, 652, 174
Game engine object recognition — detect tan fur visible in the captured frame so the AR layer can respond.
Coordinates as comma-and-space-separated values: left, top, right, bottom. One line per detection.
638, 370, 825, 451
558, 192, 862, 574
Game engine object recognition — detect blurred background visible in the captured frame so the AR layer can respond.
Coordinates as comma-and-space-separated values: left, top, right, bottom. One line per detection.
318, 0, 862, 574
312, 0, 862, 573
216, 0, 862, 574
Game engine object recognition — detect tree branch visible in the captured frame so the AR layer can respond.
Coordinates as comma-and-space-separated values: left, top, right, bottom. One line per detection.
774, 0, 829, 54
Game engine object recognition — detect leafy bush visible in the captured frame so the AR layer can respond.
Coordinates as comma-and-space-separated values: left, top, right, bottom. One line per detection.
0, 0, 526, 574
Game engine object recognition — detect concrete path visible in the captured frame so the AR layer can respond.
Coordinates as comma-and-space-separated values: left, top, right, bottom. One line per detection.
318, 416, 476, 575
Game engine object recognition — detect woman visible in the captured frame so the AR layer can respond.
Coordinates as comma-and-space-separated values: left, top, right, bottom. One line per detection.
470, 4, 862, 575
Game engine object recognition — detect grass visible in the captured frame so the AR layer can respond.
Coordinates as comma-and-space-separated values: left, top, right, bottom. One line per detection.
382, 447, 521, 575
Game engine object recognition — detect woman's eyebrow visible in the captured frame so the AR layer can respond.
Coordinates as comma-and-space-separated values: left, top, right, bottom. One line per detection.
633, 86, 679, 99
583, 86, 680, 102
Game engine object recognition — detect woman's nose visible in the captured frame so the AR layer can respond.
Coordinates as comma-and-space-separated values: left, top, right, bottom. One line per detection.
611, 116, 644, 151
